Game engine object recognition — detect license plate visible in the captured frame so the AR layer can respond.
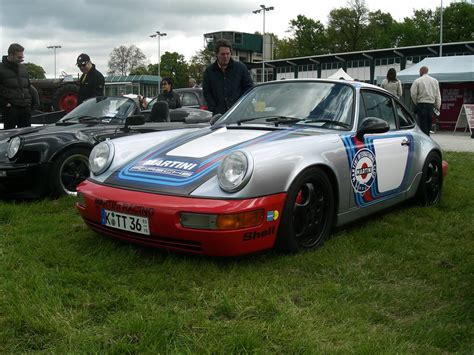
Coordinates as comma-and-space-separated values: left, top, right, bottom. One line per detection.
101, 209, 150, 235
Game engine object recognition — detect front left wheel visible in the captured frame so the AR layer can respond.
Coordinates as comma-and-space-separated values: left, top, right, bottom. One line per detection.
275, 167, 335, 253
50, 147, 91, 197
416, 151, 442, 206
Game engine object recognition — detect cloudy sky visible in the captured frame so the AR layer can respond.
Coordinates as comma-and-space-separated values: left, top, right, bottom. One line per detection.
0, 0, 451, 78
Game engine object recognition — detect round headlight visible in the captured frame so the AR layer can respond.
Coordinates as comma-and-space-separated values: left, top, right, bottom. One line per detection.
7, 137, 22, 159
89, 140, 115, 175
218, 151, 253, 193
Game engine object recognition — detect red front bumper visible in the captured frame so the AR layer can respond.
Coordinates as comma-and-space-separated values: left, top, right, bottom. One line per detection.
76, 180, 287, 256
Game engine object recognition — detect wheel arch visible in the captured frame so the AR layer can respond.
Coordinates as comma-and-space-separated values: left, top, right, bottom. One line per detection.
289, 163, 340, 216
49, 142, 94, 163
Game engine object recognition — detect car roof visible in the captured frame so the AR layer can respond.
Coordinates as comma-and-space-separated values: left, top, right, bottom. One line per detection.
260, 78, 380, 90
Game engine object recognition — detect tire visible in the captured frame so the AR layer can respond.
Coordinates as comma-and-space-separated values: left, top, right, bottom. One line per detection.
416, 151, 442, 206
50, 147, 91, 197
275, 167, 335, 253
52, 83, 79, 112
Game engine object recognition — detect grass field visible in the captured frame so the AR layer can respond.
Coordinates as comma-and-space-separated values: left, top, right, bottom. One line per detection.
0, 152, 473, 353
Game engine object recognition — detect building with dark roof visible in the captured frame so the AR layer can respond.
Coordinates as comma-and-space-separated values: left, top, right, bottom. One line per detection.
258, 41, 474, 84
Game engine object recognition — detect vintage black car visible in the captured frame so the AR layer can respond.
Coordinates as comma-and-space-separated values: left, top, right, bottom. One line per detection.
0, 96, 211, 199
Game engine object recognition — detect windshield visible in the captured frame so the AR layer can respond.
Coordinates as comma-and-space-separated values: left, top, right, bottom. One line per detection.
218, 81, 355, 130
59, 97, 138, 123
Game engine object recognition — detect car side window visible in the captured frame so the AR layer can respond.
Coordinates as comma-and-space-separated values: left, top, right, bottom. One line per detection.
360, 91, 397, 130
395, 102, 415, 128
181, 93, 199, 107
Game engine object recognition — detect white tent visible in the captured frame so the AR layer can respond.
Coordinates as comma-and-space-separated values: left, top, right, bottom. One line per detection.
377, 55, 474, 84
327, 68, 353, 80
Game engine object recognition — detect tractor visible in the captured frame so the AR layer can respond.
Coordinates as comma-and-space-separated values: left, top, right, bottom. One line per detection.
31, 75, 79, 113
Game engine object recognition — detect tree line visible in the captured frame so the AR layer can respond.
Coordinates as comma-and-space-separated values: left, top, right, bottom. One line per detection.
27, 0, 473, 89
274, 0, 474, 58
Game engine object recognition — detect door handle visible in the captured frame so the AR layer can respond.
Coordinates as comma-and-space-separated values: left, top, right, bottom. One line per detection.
401, 139, 410, 146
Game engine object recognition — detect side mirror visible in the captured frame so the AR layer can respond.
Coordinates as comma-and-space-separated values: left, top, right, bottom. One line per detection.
210, 114, 222, 126
123, 114, 145, 132
356, 117, 389, 141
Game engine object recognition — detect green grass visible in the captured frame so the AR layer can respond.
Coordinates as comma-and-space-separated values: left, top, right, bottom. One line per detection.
0, 151, 473, 353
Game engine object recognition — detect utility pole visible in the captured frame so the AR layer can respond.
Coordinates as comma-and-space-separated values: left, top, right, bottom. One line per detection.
47, 45, 61, 79
253, 4, 274, 82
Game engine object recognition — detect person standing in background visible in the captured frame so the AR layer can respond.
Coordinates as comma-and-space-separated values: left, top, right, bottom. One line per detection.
0, 43, 32, 129
202, 39, 253, 115
410, 66, 441, 136
157, 77, 181, 109
188, 78, 198, 88
76, 53, 105, 105
381, 68, 403, 98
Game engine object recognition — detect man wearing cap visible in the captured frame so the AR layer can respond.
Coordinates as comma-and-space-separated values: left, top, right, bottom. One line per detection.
0, 43, 32, 129
76, 53, 105, 105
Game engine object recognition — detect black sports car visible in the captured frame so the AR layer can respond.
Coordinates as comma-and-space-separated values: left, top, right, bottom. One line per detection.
0, 96, 211, 199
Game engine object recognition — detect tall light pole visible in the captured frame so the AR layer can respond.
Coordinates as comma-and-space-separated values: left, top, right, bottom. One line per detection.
47, 45, 61, 79
440, 0, 443, 57
150, 31, 167, 94
253, 4, 274, 82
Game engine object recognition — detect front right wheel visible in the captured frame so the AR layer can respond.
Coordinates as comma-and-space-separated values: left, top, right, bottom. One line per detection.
275, 167, 335, 253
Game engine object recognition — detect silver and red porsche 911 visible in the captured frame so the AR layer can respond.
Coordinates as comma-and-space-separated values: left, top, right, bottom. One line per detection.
76, 79, 447, 256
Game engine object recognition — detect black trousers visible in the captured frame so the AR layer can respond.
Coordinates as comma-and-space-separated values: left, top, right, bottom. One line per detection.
416, 103, 434, 136
2, 105, 31, 130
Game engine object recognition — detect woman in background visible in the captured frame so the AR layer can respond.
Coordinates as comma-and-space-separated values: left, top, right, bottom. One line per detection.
381, 68, 403, 98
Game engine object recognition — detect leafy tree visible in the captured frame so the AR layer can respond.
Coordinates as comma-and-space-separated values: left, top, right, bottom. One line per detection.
287, 15, 328, 56
147, 63, 159, 77
364, 10, 398, 49
396, 9, 438, 46
159, 51, 189, 88
129, 65, 148, 75
24, 62, 46, 79
440, 2, 474, 43
108, 45, 146, 76
188, 47, 214, 85
274, 36, 297, 59
326, 0, 369, 52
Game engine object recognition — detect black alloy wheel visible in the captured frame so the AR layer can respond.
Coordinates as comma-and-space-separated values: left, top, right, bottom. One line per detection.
276, 167, 335, 253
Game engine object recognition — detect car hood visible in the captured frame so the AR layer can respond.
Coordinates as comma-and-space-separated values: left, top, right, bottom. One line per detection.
102, 125, 326, 196
0, 123, 121, 142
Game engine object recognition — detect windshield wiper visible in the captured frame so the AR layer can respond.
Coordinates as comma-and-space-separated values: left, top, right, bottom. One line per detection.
236, 115, 301, 126
78, 116, 113, 123
60, 115, 93, 122
303, 118, 351, 129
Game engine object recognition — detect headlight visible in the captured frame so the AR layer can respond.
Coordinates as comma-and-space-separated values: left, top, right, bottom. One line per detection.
218, 151, 253, 192
7, 137, 22, 159
89, 140, 115, 175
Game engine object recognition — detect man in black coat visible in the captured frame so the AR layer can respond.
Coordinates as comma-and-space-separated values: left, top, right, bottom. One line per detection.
202, 39, 253, 115
0, 43, 32, 129
76, 53, 105, 105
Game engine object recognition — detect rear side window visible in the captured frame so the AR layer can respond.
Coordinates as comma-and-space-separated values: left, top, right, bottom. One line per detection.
360, 91, 397, 130
181, 92, 199, 106
395, 102, 415, 128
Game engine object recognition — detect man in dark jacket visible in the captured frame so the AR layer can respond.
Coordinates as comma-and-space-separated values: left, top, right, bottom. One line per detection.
0, 43, 32, 129
202, 39, 253, 115
76, 53, 105, 105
